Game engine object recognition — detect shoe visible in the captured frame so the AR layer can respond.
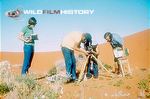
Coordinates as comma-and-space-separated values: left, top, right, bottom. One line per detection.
68, 79, 78, 83
112, 71, 116, 74
64, 78, 72, 84
116, 71, 121, 75
93, 75, 98, 79
72, 79, 78, 83
86, 74, 92, 79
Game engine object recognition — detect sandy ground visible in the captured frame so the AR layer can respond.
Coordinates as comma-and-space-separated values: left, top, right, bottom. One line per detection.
60, 68, 150, 99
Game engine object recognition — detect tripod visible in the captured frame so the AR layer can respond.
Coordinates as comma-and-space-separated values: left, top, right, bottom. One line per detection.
77, 54, 113, 83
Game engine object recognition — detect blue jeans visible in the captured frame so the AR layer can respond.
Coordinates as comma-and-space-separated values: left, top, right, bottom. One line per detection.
61, 47, 77, 80
87, 60, 98, 77
21, 44, 34, 75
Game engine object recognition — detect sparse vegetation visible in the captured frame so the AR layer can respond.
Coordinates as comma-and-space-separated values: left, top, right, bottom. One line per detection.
138, 79, 149, 91
13, 76, 59, 99
0, 83, 11, 95
138, 75, 150, 98
0, 61, 59, 99
48, 67, 57, 76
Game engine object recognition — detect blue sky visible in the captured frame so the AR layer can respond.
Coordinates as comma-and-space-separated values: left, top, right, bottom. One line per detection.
0, 0, 150, 52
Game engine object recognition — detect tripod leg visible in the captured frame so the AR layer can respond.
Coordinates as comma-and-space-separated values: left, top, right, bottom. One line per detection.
77, 56, 90, 83
119, 60, 125, 77
92, 55, 112, 74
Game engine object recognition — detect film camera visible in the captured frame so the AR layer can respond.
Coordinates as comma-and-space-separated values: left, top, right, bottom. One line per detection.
87, 44, 93, 52
85, 44, 97, 52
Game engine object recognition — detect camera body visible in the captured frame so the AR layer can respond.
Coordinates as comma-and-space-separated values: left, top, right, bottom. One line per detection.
87, 44, 93, 52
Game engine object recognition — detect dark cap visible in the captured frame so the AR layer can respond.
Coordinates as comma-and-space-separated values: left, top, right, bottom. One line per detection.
83, 33, 92, 44
28, 17, 37, 25
104, 32, 112, 39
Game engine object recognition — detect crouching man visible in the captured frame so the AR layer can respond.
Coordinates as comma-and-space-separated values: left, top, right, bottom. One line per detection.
61, 32, 92, 83
84, 41, 99, 79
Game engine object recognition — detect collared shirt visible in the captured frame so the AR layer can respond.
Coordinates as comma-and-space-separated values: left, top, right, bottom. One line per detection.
22, 26, 34, 46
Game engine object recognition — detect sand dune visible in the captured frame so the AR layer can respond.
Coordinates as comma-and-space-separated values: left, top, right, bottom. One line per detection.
0, 29, 149, 74
0, 51, 63, 74
124, 29, 149, 68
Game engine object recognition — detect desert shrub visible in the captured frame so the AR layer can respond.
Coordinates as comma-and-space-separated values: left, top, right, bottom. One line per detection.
47, 75, 65, 83
146, 93, 150, 98
0, 61, 59, 99
9, 75, 59, 99
0, 61, 14, 96
42, 89, 59, 99
28, 82, 59, 99
0, 61, 13, 83
138, 79, 149, 91
48, 67, 57, 76
138, 79, 150, 98
0, 83, 11, 95
13, 75, 37, 98
16, 76, 37, 90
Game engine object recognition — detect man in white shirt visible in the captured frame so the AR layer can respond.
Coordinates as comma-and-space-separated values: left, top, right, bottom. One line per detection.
61, 32, 92, 82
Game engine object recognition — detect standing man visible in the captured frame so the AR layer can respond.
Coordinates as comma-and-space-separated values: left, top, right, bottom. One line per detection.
18, 17, 37, 76
104, 32, 123, 74
61, 32, 92, 82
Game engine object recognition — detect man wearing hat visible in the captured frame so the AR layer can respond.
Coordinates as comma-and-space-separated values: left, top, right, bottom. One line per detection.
18, 17, 37, 76
61, 32, 92, 82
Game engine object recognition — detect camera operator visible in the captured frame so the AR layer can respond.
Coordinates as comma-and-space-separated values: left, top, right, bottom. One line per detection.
84, 39, 99, 79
